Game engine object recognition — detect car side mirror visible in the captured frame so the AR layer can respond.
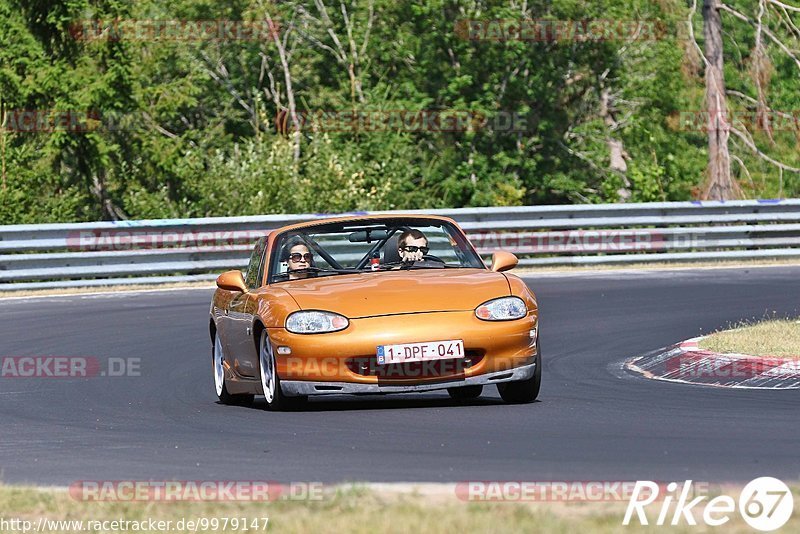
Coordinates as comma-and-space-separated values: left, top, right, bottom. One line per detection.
216, 270, 248, 293
490, 251, 518, 272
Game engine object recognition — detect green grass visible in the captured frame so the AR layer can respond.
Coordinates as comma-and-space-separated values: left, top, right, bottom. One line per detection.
700, 317, 800, 358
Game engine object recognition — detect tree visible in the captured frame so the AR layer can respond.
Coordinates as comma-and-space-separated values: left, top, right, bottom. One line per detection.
701, 0, 738, 200
689, 0, 800, 199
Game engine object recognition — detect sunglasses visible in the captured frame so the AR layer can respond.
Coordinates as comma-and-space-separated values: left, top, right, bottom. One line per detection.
288, 252, 313, 262
400, 245, 429, 254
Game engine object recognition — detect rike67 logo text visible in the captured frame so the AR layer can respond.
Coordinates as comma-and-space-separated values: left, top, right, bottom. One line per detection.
624, 478, 793, 531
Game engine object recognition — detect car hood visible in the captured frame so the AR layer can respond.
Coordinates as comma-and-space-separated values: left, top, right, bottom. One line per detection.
280, 269, 510, 319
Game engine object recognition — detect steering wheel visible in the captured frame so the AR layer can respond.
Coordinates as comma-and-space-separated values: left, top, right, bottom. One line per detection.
421, 254, 445, 263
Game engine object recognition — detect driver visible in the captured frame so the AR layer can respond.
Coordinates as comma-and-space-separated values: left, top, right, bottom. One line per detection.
398, 229, 429, 263
283, 238, 315, 280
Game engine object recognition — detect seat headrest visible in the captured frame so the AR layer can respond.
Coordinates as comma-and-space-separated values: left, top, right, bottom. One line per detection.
383, 234, 402, 264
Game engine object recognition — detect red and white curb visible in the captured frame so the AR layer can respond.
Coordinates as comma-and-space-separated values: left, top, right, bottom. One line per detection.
626, 336, 800, 389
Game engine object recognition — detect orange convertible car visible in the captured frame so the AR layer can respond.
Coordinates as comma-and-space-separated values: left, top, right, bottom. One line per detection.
209, 215, 540, 410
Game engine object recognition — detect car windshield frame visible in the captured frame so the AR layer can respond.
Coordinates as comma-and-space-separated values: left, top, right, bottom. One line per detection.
266, 217, 485, 284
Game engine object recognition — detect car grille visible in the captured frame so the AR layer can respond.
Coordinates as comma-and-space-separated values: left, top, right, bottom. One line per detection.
346, 350, 485, 380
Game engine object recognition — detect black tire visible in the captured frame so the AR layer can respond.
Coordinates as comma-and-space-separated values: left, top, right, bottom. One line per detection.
447, 385, 483, 400
258, 330, 307, 411
213, 331, 254, 406
497, 341, 541, 404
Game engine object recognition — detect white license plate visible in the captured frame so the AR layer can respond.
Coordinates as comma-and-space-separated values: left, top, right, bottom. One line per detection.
376, 339, 465, 365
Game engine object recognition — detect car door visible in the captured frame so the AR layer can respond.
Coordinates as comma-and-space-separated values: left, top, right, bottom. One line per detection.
227, 236, 267, 378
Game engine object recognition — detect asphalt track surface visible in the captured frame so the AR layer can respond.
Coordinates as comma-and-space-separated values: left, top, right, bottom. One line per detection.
1, 266, 799, 486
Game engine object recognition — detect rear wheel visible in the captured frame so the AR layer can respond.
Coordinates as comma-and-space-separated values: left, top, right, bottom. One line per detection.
497, 341, 541, 404
213, 331, 254, 406
447, 385, 483, 400
259, 330, 307, 411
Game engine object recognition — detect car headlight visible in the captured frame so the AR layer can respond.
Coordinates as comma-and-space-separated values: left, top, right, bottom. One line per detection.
286, 311, 349, 334
475, 297, 527, 321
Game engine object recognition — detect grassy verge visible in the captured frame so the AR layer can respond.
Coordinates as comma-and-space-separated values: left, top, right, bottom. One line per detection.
1, 484, 798, 533
699, 318, 800, 358
0, 282, 214, 299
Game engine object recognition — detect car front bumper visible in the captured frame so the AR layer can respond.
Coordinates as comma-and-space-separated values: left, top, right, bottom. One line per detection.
272, 310, 538, 384
280, 360, 536, 396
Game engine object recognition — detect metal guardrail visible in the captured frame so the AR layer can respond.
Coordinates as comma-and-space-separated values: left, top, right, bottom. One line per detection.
1, 199, 800, 291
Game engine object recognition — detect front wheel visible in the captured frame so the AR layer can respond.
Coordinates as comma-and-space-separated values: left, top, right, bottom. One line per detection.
213, 331, 254, 406
497, 341, 541, 404
259, 330, 307, 411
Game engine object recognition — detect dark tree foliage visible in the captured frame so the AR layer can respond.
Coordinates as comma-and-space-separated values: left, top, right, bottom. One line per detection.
0, 0, 798, 223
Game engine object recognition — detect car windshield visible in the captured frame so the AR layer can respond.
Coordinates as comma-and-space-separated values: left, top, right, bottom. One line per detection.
269, 218, 485, 283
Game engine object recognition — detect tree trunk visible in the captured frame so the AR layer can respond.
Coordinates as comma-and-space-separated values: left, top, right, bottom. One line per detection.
91, 168, 126, 221
702, 0, 738, 200
268, 15, 301, 163
1, 98, 6, 192
600, 88, 630, 200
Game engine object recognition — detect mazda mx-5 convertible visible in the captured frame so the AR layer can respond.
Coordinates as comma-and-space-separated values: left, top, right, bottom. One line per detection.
209, 215, 540, 410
